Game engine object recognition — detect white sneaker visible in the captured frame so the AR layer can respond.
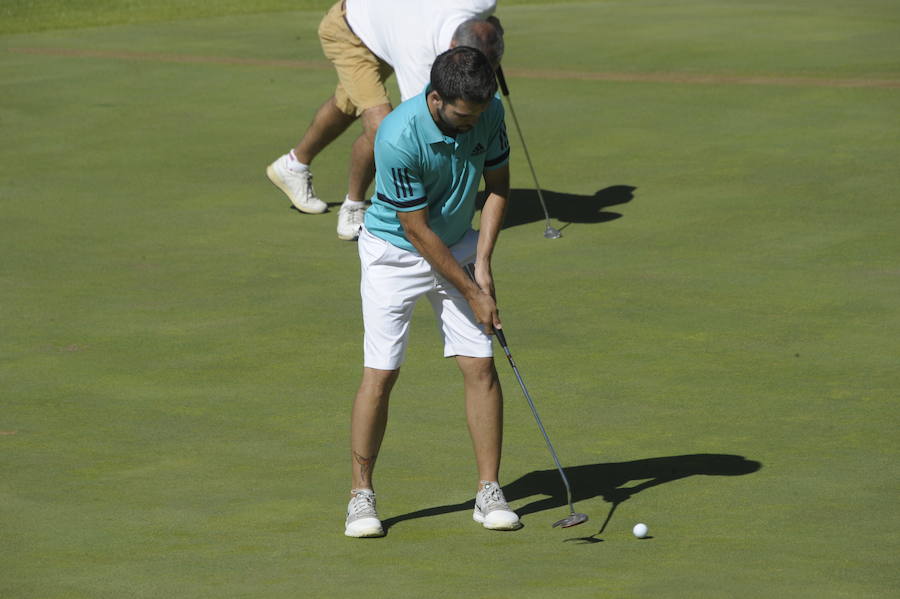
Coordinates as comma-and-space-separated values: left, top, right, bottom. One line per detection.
473, 481, 521, 530
336, 201, 366, 241
345, 489, 384, 538
265, 154, 328, 214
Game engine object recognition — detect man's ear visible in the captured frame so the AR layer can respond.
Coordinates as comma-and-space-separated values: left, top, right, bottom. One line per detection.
487, 16, 504, 36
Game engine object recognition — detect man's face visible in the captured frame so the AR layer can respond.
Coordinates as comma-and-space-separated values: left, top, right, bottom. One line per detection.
429, 93, 490, 136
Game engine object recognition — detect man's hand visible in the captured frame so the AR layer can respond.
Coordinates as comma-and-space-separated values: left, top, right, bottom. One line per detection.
466, 270, 500, 335
467, 287, 499, 336
399, 208, 500, 335
463, 262, 500, 335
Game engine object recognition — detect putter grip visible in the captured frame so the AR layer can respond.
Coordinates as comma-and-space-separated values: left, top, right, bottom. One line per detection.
463, 263, 506, 344
496, 66, 510, 97
493, 326, 508, 347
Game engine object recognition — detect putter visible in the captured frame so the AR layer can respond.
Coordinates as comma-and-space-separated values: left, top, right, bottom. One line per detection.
495, 66, 562, 239
464, 264, 588, 528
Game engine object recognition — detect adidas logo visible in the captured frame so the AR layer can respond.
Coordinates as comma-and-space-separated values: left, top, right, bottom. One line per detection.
471, 142, 486, 155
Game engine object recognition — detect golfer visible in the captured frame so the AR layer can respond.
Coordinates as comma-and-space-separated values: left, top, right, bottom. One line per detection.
344, 47, 519, 537
266, 0, 504, 241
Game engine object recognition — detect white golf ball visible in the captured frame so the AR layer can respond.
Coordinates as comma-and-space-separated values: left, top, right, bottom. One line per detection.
632, 523, 649, 538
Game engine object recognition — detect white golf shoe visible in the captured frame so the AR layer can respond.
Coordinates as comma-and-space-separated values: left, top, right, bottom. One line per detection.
345, 489, 384, 538
265, 154, 328, 214
473, 481, 522, 530
336, 201, 366, 241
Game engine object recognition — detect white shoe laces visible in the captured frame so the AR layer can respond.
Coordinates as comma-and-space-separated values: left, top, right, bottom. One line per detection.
479, 482, 509, 513
284, 161, 315, 199
303, 172, 315, 198
345, 205, 365, 225
348, 490, 378, 521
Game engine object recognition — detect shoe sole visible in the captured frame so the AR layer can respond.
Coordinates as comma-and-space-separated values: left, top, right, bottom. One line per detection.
336, 229, 361, 241
345, 514, 384, 537
473, 510, 522, 530
265, 164, 328, 215
344, 525, 385, 538
337, 208, 366, 241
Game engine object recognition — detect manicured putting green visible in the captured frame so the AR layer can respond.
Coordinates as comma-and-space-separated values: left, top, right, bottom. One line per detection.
2, 1, 898, 597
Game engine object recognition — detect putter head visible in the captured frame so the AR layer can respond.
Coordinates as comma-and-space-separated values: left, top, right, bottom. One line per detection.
552, 512, 589, 528
543, 225, 562, 239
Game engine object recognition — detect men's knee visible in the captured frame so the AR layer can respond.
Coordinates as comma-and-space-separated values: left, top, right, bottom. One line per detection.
460, 357, 499, 384
361, 103, 391, 137
359, 367, 400, 396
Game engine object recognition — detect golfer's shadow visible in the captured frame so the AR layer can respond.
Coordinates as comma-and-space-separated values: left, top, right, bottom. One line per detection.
380, 454, 761, 533
476, 185, 636, 231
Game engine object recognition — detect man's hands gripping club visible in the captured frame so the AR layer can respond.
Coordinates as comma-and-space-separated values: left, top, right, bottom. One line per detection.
397, 208, 501, 336
396, 163, 509, 336
465, 262, 501, 335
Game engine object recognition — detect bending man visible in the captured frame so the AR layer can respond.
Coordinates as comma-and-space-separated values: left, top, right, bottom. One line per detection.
266, 0, 503, 241
345, 47, 519, 537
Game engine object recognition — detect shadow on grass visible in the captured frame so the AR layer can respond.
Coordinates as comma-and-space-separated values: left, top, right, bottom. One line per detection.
477, 185, 636, 232
315, 185, 636, 227
381, 454, 761, 535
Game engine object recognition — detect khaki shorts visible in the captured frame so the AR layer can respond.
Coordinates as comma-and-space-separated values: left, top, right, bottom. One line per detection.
318, 1, 393, 116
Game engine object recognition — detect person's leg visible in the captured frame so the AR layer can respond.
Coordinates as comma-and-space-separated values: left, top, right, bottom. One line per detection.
355, 230, 427, 489
427, 233, 520, 529
266, 1, 361, 214
292, 96, 357, 165
345, 230, 428, 537
336, 102, 390, 240
455, 356, 503, 485
346, 103, 391, 203
350, 367, 399, 491
344, 367, 398, 538
455, 355, 520, 530
319, 0, 392, 206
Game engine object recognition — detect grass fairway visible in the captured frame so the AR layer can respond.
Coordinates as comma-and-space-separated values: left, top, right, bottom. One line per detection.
2, 1, 899, 597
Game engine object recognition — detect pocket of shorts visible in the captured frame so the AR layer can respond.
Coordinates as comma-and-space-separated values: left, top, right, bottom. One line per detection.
359, 228, 390, 267
450, 228, 479, 265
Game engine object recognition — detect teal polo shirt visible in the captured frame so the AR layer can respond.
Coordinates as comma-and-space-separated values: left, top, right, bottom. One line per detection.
364, 86, 510, 252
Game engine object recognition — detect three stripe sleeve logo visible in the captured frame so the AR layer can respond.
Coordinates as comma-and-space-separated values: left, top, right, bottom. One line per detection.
391, 167, 414, 198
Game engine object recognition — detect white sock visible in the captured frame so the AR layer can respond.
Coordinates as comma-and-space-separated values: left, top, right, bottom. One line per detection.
287, 150, 309, 173
342, 197, 366, 209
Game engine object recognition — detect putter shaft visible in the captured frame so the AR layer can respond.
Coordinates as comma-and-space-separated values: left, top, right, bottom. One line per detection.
462, 265, 585, 527
494, 328, 579, 518
496, 66, 561, 239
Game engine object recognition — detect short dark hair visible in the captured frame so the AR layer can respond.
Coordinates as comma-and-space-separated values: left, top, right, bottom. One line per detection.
430, 46, 498, 105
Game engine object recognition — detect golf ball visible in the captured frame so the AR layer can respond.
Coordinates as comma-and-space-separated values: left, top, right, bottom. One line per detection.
632, 523, 649, 538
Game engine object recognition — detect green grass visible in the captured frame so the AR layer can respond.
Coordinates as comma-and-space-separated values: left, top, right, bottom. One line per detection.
0, 0, 327, 34
2, 1, 899, 597
0, 0, 595, 35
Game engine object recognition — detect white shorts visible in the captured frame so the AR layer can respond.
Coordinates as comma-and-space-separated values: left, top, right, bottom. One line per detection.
358, 227, 493, 370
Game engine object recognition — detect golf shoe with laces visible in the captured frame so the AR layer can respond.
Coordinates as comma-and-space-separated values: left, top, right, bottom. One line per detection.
345, 489, 384, 538
265, 153, 328, 214
473, 481, 521, 530
336, 201, 366, 241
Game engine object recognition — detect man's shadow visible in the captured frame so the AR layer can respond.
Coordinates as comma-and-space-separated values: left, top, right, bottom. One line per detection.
381, 454, 761, 536
477, 185, 636, 231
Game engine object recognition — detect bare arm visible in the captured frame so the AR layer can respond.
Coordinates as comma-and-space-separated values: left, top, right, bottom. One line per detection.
472, 163, 510, 304
397, 164, 510, 333
397, 206, 501, 335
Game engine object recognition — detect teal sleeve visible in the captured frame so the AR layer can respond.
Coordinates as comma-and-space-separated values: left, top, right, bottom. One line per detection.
484, 101, 510, 170
373, 142, 427, 212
